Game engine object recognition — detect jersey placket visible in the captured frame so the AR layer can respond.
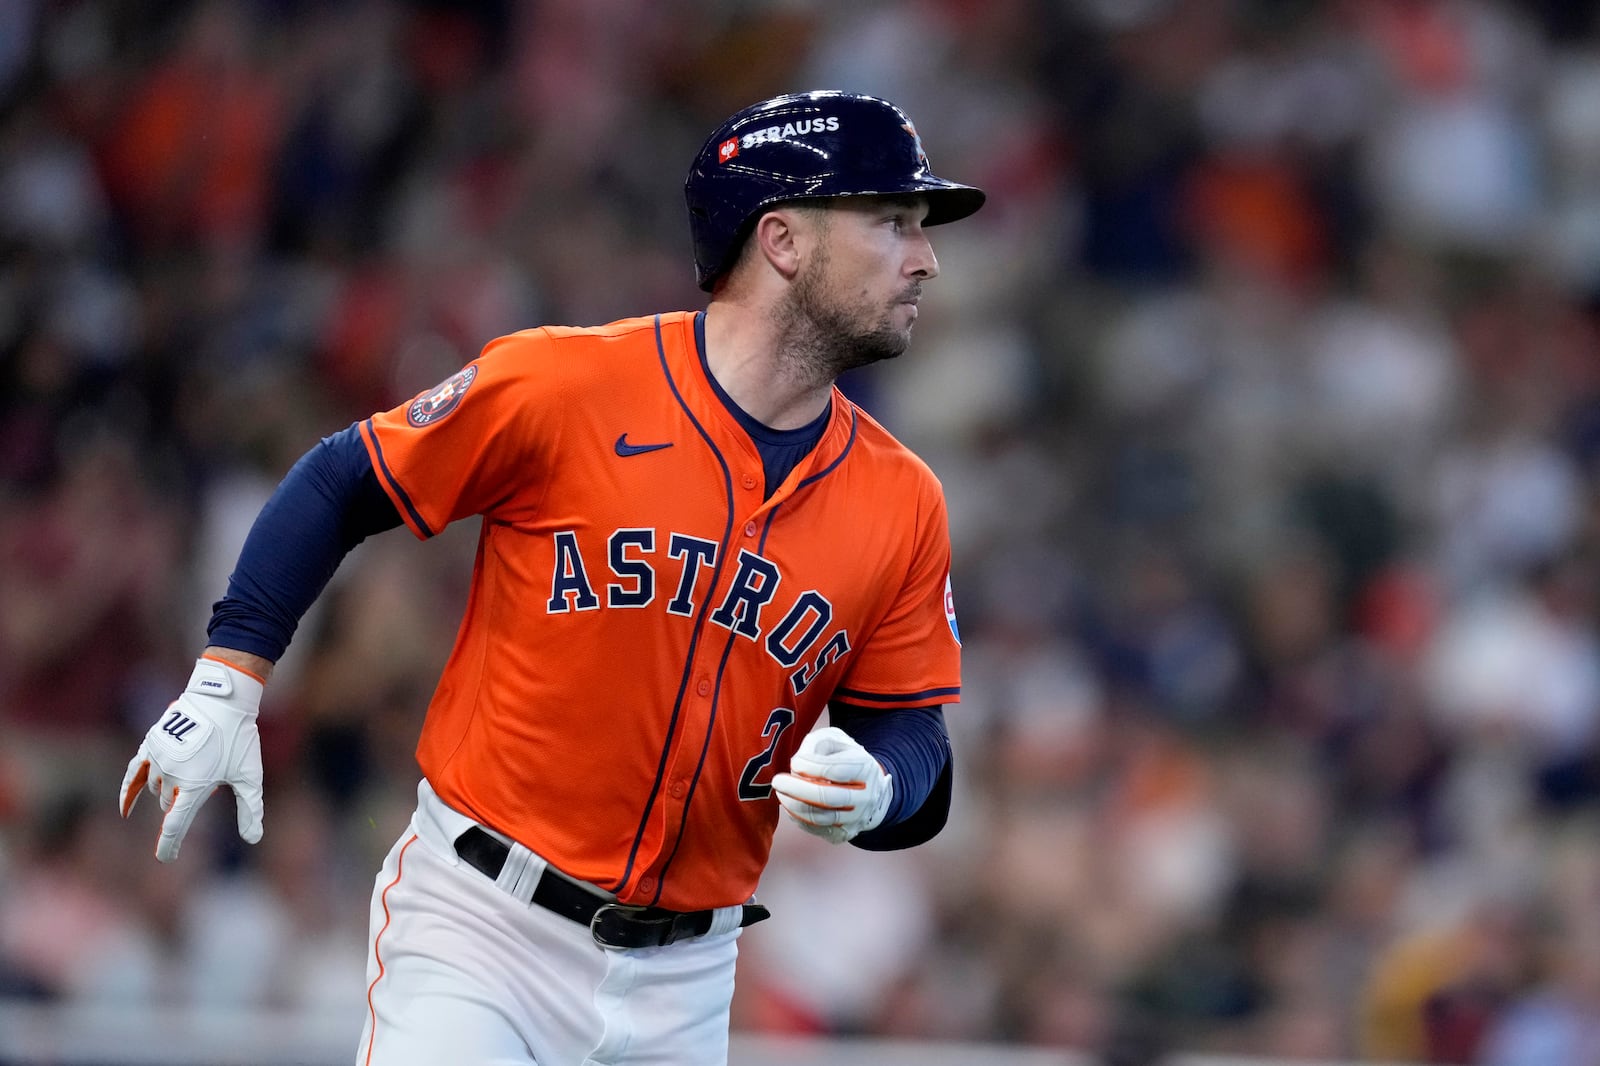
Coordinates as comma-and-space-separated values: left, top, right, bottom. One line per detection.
632, 454, 778, 905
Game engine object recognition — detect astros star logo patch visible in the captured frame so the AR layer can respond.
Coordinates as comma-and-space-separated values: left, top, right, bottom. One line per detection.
407, 365, 479, 427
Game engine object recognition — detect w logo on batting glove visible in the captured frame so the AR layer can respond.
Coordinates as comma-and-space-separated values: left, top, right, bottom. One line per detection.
160, 710, 199, 742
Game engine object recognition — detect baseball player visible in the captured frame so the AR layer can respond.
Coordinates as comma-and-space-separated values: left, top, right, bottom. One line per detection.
117, 90, 984, 1065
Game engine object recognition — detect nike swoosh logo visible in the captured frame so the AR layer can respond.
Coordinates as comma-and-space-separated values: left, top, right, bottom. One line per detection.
615, 433, 673, 457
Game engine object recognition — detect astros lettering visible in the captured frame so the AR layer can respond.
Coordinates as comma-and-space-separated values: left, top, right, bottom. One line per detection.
547, 527, 850, 693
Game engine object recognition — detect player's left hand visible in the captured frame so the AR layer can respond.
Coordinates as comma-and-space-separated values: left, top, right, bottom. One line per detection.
771, 726, 893, 844
119, 657, 266, 862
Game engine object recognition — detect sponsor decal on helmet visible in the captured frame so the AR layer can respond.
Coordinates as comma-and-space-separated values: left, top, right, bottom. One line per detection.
718, 137, 740, 163
407, 364, 479, 427
739, 116, 840, 150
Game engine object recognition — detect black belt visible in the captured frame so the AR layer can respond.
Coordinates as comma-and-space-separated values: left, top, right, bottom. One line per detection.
453, 826, 770, 950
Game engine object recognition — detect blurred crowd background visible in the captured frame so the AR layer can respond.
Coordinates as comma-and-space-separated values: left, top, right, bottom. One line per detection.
4, 0, 1600, 1063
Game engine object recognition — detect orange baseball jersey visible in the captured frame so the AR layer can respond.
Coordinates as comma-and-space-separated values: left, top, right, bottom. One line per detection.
358, 310, 961, 911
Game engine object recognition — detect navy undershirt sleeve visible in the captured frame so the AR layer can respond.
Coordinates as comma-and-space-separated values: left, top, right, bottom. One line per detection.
829, 703, 952, 845
206, 424, 403, 661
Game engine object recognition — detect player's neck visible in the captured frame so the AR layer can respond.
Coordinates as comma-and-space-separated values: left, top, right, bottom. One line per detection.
702, 301, 833, 431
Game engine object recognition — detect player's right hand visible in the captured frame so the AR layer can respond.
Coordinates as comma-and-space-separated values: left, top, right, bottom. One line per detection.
771, 726, 893, 844
119, 656, 266, 862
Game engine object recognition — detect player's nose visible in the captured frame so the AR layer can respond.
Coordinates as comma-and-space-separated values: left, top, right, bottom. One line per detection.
908, 235, 939, 280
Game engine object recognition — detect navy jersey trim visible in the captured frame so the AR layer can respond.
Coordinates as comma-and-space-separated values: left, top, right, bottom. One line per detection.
757, 407, 857, 548
794, 406, 858, 491
609, 315, 737, 897
833, 685, 962, 705
363, 418, 434, 538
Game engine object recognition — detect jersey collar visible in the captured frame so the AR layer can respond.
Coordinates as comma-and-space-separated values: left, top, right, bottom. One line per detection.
663, 311, 856, 498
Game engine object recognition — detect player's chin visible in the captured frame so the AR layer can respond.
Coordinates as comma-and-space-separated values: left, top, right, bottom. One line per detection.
864, 327, 911, 363
833, 327, 908, 374
888, 318, 916, 353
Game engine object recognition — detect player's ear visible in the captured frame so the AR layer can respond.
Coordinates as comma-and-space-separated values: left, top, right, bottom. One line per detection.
751, 208, 808, 282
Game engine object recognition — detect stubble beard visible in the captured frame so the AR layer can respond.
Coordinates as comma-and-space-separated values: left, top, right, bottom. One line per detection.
772, 249, 917, 390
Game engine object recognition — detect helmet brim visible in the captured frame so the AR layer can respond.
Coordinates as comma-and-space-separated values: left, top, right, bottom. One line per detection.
918, 182, 987, 228
758, 182, 986, 227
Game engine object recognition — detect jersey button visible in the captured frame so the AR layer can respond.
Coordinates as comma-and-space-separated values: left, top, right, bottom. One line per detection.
639, 877, 656, 894
742, 475, 757, 490
744, 521, 757, 537
697, 678, 711, 696
669, 780, 687, 799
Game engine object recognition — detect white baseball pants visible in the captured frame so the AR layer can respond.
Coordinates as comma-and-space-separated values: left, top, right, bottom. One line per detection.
355, 780, 742, 1065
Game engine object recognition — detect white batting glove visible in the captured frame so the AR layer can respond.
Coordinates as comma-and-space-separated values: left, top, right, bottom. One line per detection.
771, 726, 893, 844
119, 657, 266, 862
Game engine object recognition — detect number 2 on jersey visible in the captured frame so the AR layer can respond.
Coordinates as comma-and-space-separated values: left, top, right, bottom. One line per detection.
737, 707, 796, 800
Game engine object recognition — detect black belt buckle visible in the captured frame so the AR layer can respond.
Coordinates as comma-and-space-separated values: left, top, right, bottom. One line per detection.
590, 902, 675, 951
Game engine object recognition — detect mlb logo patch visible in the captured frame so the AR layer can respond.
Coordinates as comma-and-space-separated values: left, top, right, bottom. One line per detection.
718, 137, 740, 163
944, 574, 960, 645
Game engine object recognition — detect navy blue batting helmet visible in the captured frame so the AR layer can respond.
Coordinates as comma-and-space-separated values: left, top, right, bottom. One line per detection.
684, 90, 987, 291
